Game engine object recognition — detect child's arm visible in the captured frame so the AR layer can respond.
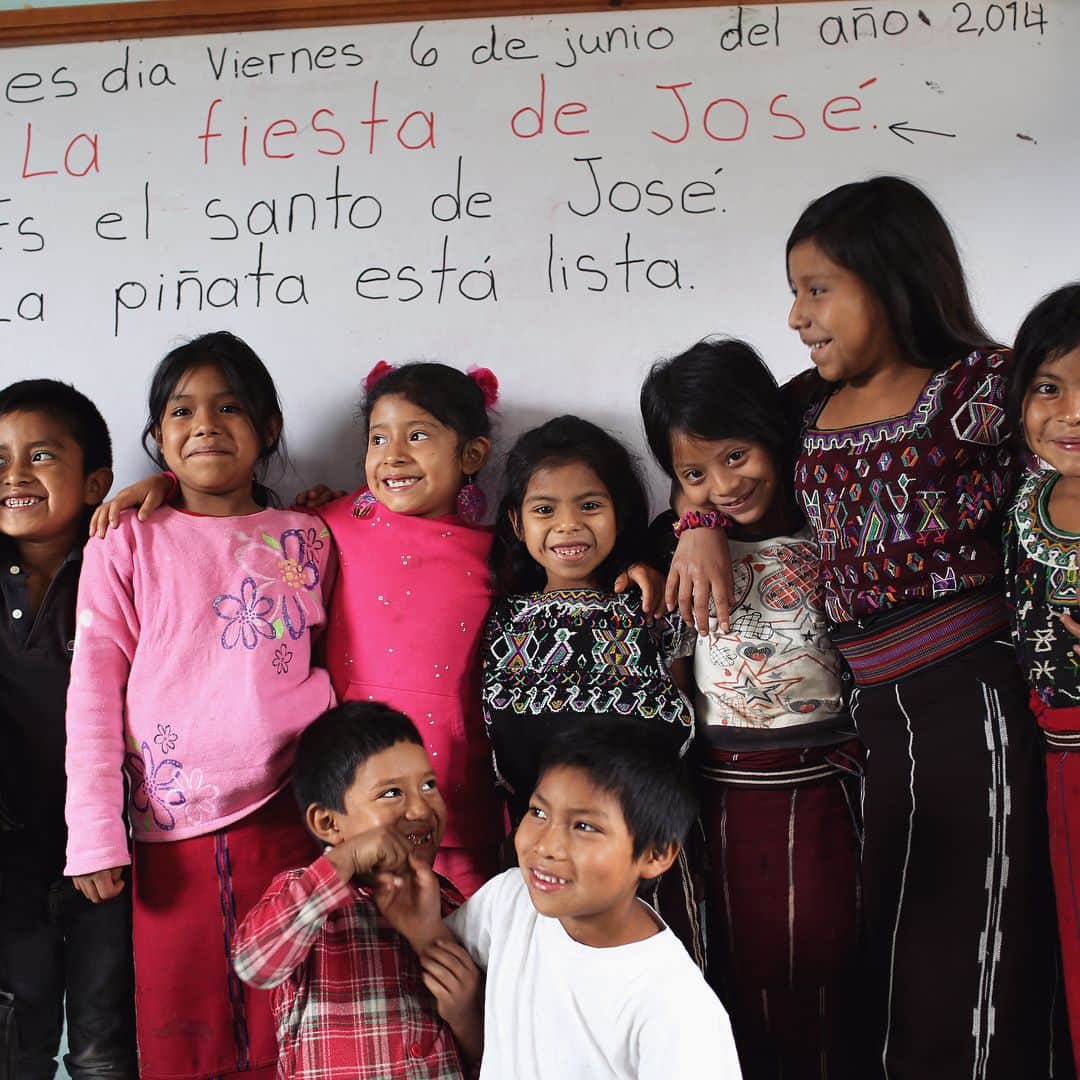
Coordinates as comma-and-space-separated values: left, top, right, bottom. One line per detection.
233, 827, 416, 989
64, 527, 140, 887
232, 858, 353, 989
89, 473, 174, 537
419, 939, 484, 1064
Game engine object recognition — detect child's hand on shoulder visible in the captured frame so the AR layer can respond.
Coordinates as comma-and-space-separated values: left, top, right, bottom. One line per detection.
89, 474, 173, 538
324, 826, 412, 885
293, 484, 346, 511
1061, 611, 1080, 657
667, 526, 735, 634
615, 563, 665, 620
420, 938, 484, 1063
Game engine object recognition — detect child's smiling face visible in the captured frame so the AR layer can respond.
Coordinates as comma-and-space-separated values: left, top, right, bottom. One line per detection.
365, 393, 487, 519
514, 764, 671, 948
670, 431, 782, 538
314, 740, 446, 868
1023, 346, 1080, 479
155, 363, 268, 515
512, 460, 617, 591
0, 409, 110, 547
787, 239, 904, 385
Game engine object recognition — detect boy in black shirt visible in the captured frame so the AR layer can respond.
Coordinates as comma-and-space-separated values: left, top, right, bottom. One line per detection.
0, 379, 136, 1079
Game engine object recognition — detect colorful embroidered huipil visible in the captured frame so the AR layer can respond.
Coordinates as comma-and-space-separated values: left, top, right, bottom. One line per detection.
795, 349, 1016, 682
1004, 468, 1080, 722
481, 589, 693, 818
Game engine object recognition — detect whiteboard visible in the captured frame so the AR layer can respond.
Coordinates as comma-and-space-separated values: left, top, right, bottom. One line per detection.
1, 0, 1075, 505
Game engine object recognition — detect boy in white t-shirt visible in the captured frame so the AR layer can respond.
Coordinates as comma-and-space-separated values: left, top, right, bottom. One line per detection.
376, 719, 741, 1079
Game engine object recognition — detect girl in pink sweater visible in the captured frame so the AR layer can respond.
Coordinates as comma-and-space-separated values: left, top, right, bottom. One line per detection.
64, 332, 333, 1080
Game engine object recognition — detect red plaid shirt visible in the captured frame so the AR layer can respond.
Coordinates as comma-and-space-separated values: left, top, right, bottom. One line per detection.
232, 855, 466, 1079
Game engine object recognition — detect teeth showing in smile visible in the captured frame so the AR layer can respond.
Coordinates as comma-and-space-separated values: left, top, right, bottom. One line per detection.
2, 496, 42, 508
552, 544, 588, 557
533, 869, 569, 885
810, 339, 832, 355
406, 831, 432, 847
384, 478, 418, 490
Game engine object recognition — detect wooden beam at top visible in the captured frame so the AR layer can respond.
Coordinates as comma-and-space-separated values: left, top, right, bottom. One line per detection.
0, 0, 816, 48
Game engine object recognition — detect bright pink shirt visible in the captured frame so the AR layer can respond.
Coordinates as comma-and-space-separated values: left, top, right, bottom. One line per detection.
64, 507, 334, 876
320, 491, 499, 850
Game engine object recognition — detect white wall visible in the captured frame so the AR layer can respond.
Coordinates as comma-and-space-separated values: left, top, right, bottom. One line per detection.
1, 0, 1075, 506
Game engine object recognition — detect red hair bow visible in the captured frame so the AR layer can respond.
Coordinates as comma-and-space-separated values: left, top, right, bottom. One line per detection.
364, 360, 395, 395
467, 366, 499, 409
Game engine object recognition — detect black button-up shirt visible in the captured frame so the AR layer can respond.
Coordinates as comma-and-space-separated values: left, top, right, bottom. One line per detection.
0, 536, 83, 879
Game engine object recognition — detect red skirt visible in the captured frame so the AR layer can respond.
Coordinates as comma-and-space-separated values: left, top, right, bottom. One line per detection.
131, 789, 316, 1080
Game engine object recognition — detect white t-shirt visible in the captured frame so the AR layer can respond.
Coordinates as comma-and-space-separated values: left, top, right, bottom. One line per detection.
446, 869, 741, 1079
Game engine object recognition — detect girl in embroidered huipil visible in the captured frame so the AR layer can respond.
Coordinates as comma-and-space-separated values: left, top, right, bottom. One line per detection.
640, 339, 861, 1080
64, 333, 334, 1080
784, 178, 1062, 1079
1004, 285, 1080, 1068
318, 361, 503, 899
482, 415, 700, 962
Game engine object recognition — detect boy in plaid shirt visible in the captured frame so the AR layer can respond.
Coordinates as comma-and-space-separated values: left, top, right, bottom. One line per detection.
232, 702, 482, 1079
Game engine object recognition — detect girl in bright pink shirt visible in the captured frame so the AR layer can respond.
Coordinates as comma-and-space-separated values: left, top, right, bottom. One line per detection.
318, 361, 502, 896
65, 332, 333, 1080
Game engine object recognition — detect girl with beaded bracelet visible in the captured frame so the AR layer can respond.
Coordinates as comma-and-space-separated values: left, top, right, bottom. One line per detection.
641, 339, 863, 1080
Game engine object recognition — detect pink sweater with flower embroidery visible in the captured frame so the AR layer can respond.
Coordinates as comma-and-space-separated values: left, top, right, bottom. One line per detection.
64, 508, 334, 876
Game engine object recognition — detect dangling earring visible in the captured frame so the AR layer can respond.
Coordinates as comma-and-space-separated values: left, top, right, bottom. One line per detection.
456, 475, 487, 524
352, 489, 378, 518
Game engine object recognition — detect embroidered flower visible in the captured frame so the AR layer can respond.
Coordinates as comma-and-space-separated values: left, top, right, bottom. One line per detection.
273, 644, 293, 675
234, 528, 324, 642
125, 741, 186, 831
175, 768, 221, 828
153, 723, 178, 754
213, 577, 276, 650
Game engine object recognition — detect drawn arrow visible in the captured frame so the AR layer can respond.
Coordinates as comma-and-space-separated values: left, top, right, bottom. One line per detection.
888, 121, 957, 145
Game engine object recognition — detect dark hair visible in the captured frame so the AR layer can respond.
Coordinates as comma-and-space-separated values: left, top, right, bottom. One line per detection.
292, 701, 425, 815
537, 718, 697, 859
362, 362, 492, 450
141, 331, 285, 507
0, 378, 112, 474
491, 415, 649, 594
786, 176, 998, 370
1008, 284, 1080, 445
640, 338, 798, 484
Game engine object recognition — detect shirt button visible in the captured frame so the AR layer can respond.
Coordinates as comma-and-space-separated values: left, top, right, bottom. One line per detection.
409, 1042, 424, 1058
12, 608, 23, 620
8, 565, 19, 575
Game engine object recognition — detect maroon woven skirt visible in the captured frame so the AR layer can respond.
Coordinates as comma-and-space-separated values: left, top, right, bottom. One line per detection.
131, 788, 316, 1080
701, 740, 863, 1080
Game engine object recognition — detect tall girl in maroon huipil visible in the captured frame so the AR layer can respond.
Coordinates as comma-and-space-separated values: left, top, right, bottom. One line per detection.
785, 178, 1064, 1078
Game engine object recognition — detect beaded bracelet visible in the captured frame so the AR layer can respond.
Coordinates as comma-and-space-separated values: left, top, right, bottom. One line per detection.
671, 508, 733, 539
